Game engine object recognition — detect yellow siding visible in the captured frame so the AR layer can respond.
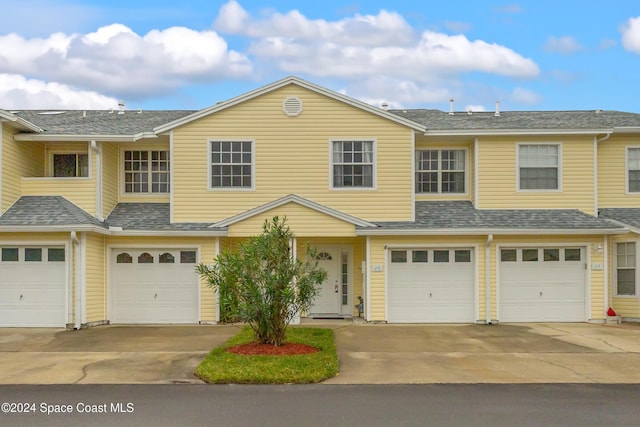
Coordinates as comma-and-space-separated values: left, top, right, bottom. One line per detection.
172, 84, 414, 223
493, 235, 607, 321
118, 140, 171, 203
105, 236, 217, 322
102, 142, 119, 217
85, 232, 106, 324
477, 136, 596, 214
21, 177, 96, 216
598, 136, 640, 208
1, 125, 45, 212
227, 202, 356, 237
368, 235, 486, 322
608, 234, 640, 319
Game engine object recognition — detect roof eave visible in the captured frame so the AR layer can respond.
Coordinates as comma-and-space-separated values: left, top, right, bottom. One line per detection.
108, 229, 227, 236
14, 134, 144, 142
424, 128, 614, 137
356, 227, 628, 236
0, 111, 43, 132
0, 224, 108, 233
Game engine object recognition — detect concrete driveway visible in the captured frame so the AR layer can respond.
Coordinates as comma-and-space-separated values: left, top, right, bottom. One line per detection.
0, 325, 238, 384
325, 322, 640, 384
2, 322, 640, 384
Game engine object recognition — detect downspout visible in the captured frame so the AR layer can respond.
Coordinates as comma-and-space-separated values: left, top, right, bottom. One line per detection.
485, 234, 493, 324
604, 235, 609, 320
71, 231, 81, 330
90, 140, 103, 221
594, 133, 611, 215
215, 237, 220, 324
474, 137, 479, 208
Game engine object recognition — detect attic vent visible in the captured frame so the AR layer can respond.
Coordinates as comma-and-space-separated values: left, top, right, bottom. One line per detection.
282, 96, 303, 117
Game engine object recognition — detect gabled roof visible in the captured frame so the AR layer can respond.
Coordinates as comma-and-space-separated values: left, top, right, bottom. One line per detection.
153, 76, 426, 134
358, 201, 626, 235
212, 194, 377, 228
390, 109, 640, 135
0, 109, 43, 132
0, 196, 104, 230
106, 203, 224, 234
599, 208, 640, 233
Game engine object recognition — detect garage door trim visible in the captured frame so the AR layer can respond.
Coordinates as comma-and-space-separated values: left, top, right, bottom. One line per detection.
108, 244, 202, 324
496, 242, 591, 322
384, 243, 479, 323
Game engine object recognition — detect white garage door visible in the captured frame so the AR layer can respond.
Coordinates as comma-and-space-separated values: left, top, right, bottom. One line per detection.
499, 247, 586, 322
0, 246, 67, 327
111, 249, 199, 324
388, 248, 475, 323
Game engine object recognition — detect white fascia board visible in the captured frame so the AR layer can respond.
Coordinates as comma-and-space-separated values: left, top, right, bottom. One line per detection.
154, 76, 426, 134
0, 111, 43, 132
612, 127, 640, 134
356, 228, 629, 236
108, 230, 227, 237
0, 225, 109, 234
15, 134, 139, 142
599, 217, 640, 235
424, 128, 613, 137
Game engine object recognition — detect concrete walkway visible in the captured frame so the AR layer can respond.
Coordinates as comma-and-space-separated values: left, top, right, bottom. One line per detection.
2, 322, 640, 384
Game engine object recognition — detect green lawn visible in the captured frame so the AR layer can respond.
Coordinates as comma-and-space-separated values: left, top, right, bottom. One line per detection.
195, 327, 339, 384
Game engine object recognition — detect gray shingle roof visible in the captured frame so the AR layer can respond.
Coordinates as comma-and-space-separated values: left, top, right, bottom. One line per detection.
388, 109, 640, 131
0, 196, 104, 227
106, 203, 219, 231
11, 110, 195, 136
368, 201, 621, 230
599, 208, 640, 230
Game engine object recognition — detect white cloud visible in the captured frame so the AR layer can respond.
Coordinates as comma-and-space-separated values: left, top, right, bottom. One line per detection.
0, 24, 252, 99
0, 73, 118, 109
464, 105, 486, 112
443, 21, 472, 34
621, 17, 640, 53
543, 36, 582, 54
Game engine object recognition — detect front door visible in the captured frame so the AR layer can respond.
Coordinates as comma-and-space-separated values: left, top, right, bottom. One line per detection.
310, 247, 341, 315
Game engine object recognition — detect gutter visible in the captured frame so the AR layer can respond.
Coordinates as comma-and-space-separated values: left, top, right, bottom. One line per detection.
356, 228, 629, 236
14, 134, 156, 142
424, 128, 614, 137
485, 234, 493, 324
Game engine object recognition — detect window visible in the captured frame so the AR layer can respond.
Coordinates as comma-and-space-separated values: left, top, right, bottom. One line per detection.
627, 148, 640, 192
53, 153, 89, 177
316, 252, 333, 261
565, 248, 581, 261
518, 144, 560, 190
180, 251, 197, 264
25, 248, 42, 262
412, 250, 428, 263
48, 248, 65, 262
617, 242, 636, 296
341, 253, 348, 305
501, 249, 517, 262
543, 249, 560, 262
433, 250, 449, 263
332, 140, 374, 188
116, 252, 132, 264
416, 149, 465, 193
210, 141, 252, 188
522, 249, 539, 262
159, 252, 175, 263
124, 150, 170, 193
138, 253, 154, 264
455, 250, 471, 263
391, 250, 407, 263
1, 248, 18, 262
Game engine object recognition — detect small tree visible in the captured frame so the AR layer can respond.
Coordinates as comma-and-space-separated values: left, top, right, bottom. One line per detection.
197, 216, 327, 346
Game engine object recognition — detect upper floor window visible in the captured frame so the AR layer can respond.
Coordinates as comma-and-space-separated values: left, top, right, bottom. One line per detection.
415, 149, 465, 193
518, 144, 560, 190
53, 153, 88, 177
627, 148, 640, 192
210, 141, 253, 189
124, 150, 170, 193
332, 140, 374, 188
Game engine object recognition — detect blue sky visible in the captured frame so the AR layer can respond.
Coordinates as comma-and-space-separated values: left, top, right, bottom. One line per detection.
1, 0, 639, 113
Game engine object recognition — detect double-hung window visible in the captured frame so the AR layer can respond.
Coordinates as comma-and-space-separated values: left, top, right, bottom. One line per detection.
210, 141, 253, 189
332, 140, 374, 188
617, 242, 636, 296
415, 149, 465, 193
518, 144, 560, 190
627, 148, 640, 192
53, 153, 89, 177
124, 150, 170, 193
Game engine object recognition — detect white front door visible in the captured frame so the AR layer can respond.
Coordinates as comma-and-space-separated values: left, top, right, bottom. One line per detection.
310, 247, 341, 315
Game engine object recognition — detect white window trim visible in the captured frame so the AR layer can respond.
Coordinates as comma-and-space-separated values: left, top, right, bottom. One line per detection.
48, 148, 92, 179
120, 148, 171, 196
328, 138, 377, 191
207, 139, 256, 192
625, 146, 640, 195
614, 241, 637, 298
414, 147, 469, 196
516, 142, 563, 192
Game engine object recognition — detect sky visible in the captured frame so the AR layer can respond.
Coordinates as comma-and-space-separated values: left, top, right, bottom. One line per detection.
1, 0, 639, 113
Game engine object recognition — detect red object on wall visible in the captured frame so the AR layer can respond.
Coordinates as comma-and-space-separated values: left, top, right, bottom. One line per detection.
607, 307, 617, 316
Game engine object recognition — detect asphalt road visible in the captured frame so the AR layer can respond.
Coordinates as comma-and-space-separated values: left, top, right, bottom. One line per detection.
1, 384, 638, 427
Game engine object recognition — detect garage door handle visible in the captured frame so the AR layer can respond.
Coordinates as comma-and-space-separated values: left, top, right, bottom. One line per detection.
429, 292, 432, 298
20, 294, 23, 300
539, 291, 543, 297
154, 293, 158, 299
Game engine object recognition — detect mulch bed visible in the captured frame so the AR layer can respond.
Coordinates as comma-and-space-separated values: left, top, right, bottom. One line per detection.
227, 342, 320, 356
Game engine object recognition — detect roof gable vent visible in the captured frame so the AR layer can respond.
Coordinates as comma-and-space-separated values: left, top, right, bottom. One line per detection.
282, 96, 303, 117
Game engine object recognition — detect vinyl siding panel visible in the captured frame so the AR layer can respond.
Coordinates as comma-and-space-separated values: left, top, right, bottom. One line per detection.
85, 232, 106, 324
21, 177, 96, 216
102, 142, 119, 217
598, 136, 640, 208
105, 236, 217, 322
1, 126, 44, 212
227, 202, 356, 237
369, 235, 486, 322
118, 141, 171, 204
493, 235, 607, 321
172, 84, 414, 223
477, 136, 595, 214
